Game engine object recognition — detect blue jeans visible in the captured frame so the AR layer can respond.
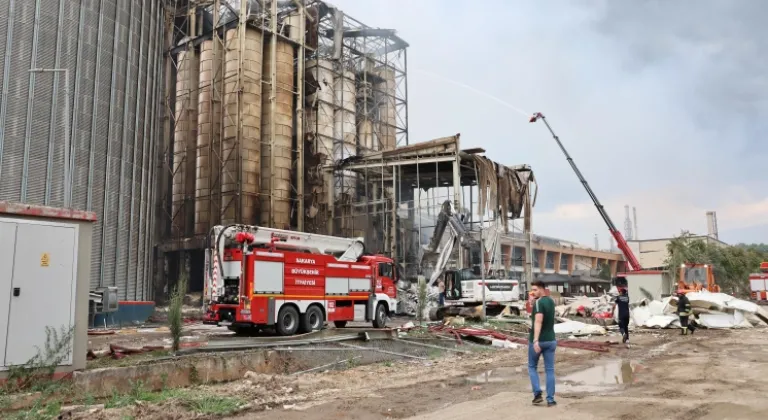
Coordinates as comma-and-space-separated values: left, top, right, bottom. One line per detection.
528, 341, 557, 402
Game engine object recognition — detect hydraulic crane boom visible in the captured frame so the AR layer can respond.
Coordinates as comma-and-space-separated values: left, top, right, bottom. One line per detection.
529, 112, 642, 271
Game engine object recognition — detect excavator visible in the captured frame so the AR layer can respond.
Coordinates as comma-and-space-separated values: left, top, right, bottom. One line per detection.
420, 200, 522, 320
678, 263, 720, 293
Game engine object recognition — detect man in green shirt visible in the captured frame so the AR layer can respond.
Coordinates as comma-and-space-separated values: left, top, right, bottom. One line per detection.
528, 279, 557, 407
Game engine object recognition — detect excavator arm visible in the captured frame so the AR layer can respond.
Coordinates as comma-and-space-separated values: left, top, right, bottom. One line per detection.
420, 200, 477, 286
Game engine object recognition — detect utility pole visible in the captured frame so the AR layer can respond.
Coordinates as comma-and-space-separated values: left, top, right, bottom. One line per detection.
479, 205, 486, 321
632, 207, 638, 240
624, 205, 633, 240
473, 162, 486, 320
523, 176, 534, 292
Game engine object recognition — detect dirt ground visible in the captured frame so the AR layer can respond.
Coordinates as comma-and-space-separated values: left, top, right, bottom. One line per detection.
58, 324, 768, 419
222, 328, 768, 420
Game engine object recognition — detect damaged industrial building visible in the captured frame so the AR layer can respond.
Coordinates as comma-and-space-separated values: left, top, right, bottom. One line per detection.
156, 0, 538, 308
0, 0, 537, 315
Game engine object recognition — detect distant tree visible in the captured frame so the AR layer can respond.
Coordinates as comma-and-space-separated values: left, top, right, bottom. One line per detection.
736, 243, 768, 253
597, 263, 612, 281
664, 231, 768, 297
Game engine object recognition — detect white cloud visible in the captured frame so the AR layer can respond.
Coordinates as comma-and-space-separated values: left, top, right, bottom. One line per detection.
535, 186, 768, 244
329, 0, 768, 246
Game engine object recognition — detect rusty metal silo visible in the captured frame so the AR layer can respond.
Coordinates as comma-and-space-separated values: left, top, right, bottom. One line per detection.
172, 49, 199, 235
221, 27, 263, 225
376, 66, 397, 151
194, 40, 222, 235
260, 37, 295, 229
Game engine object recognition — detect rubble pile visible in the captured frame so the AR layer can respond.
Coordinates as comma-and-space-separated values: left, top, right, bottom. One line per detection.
428, 325, 614, 352
557, 295, 614, 319
630, 291, 768, 330
396, 280, 438, 318
555, 291, 768, 330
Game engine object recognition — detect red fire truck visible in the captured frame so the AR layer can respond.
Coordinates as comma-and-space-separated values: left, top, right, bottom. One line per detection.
749, 262, 768, 303
202, 225, 398, 335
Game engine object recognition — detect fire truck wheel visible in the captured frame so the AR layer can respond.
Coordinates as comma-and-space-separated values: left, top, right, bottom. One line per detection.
276, 306, 300, 336
373, 303, 388, 329
299, 305, 324, 333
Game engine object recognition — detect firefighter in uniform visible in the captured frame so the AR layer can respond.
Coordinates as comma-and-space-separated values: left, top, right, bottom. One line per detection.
676, 290, 696, 335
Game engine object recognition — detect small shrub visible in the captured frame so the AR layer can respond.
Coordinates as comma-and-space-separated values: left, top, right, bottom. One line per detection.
417, 277, 428, 325
3, 325, 74, 393
169, 272, 188, 352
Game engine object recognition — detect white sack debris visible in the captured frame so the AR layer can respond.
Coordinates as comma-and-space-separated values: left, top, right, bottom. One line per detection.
628, 291, 768, 330
553, 320, 607, 336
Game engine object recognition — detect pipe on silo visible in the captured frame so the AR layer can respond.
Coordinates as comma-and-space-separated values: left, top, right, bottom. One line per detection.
172, 50, 200, 234
221, 28, 263, 225
307, 60, 335, 162
305, 59, 335, 230
260, 36, 295, 229
332, 9, 344, 61
334, 68, 357, 199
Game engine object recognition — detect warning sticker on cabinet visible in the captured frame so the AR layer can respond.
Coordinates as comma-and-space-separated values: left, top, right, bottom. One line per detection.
40, 253, 50, 267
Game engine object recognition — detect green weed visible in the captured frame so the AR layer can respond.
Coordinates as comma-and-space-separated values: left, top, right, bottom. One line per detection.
181, 394, 245, 415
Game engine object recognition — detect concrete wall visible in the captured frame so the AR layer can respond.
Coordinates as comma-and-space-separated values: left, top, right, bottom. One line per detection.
628, 236, 728, 270
0, 209, 93, 378
625, 272, 666, 302
633, 239, 670, 269
573, 255, 594, 271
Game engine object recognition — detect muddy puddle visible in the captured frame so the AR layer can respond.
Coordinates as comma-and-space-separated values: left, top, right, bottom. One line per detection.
465, 367, 523, 384
466, 359, 640, 392
560, 359, 638, 392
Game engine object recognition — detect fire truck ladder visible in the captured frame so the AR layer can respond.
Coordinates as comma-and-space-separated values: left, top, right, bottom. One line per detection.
212, 225, 366, 263
529, 112, 642, 271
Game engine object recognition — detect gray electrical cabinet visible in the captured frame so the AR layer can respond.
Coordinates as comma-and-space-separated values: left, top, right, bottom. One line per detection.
0, 218, 78, 368
95, 286, 119, 313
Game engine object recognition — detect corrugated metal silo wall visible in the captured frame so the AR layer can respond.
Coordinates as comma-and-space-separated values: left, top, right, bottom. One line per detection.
0, 0, 165, 301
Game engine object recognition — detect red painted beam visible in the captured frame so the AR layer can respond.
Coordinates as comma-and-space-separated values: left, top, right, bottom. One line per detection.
0, 201, 97, 222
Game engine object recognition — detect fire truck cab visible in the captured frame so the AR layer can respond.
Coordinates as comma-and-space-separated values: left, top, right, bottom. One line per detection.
750, 262, 768, 303
203, 225, 398, 336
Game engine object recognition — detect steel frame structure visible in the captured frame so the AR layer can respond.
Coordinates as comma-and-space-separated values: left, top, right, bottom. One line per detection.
325, 136, 536, 286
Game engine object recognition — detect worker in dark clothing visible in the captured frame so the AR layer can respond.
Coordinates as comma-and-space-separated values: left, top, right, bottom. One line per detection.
676, 290, 696, 335
614, 288, 631, 343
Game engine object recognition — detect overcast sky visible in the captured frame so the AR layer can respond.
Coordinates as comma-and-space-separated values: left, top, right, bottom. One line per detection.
332, 0, 767, 247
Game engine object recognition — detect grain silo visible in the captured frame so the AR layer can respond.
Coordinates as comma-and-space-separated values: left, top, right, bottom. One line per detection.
195, 40, 222, 235
0, 0, 164, 300
157, 1, 410, 298
358, 119, 377, 152
357, 57, 379, 153
376, 66, 397, 151
260, 37, 295, 229
334, 68, 357, 198
221, 27, 263, 225
172, 49, 199, 235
